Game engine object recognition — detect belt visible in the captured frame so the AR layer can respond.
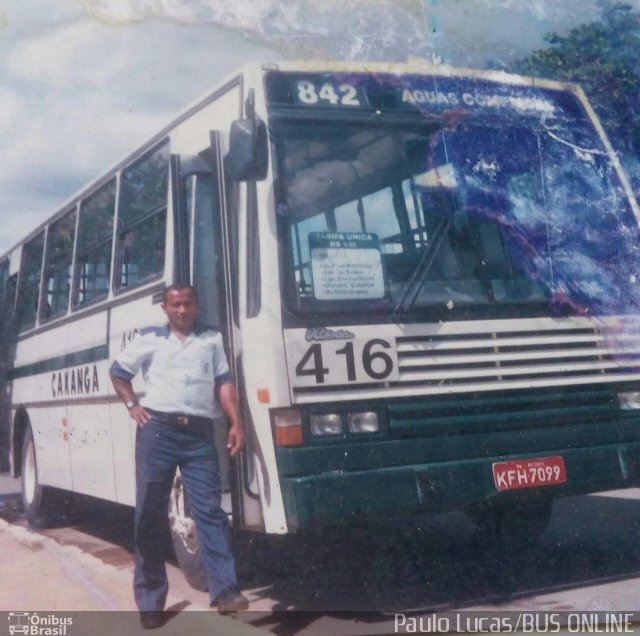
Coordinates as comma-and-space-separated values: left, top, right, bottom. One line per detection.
147, 409, 214, 428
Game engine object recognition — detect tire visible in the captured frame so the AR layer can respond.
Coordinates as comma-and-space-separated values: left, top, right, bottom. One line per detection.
467, 499, 553, 550
168, 470, 208, 591
21, 426, 57, 527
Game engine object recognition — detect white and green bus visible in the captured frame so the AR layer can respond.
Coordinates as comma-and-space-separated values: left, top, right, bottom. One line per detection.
2, 61, 640, 586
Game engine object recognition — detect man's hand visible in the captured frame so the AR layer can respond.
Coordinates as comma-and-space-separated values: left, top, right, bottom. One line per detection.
111, 375, 150, 427
227, 424, 245, 457
129, 405, 151, 427
219, 383, 245, 456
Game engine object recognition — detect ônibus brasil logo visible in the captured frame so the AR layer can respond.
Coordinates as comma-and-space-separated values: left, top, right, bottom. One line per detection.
8, 613, 73, 636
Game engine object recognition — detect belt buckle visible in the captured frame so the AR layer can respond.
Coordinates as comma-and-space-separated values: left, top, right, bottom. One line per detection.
176, 415, 189, 426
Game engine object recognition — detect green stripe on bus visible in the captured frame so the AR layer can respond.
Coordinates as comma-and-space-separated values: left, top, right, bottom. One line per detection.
8, 344, 109, 380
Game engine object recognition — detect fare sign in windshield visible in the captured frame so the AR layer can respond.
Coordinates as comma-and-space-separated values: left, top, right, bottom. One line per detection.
309, 232, 385, 301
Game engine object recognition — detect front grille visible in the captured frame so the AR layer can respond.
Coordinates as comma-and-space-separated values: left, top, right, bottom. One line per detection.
394, 320, 640, 390
290, 317, 640, 402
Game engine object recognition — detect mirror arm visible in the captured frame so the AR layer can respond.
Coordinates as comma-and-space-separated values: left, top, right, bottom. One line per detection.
245, 89, 256, 120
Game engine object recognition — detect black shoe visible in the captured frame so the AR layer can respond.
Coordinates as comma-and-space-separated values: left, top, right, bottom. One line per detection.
214, 587, 249, 613
139, 611, 164, 630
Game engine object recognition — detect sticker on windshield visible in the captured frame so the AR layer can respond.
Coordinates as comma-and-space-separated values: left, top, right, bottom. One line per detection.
310, 232, 385, 301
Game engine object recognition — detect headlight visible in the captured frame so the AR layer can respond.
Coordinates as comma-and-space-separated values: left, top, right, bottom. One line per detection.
310, 413, 343, 436
618, 392, 640, 410
347, 411, 379, 433
274, 409, 303, 446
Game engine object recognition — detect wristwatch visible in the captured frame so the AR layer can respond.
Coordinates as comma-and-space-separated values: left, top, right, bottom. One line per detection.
125, 400, 138, 410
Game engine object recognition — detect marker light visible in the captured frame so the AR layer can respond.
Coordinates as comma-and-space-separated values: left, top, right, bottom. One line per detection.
310, 413, 343, 437
274, 409, 303, 446
347, 411, 379, 433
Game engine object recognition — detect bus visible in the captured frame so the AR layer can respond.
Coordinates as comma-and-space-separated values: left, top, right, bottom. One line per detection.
2, 60, 640, 588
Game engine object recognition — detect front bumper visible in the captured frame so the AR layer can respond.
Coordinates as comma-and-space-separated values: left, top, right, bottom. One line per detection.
280, 441, 640, 530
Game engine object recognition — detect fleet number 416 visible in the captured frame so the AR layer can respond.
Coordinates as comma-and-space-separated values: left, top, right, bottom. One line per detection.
294, 339, 397, 384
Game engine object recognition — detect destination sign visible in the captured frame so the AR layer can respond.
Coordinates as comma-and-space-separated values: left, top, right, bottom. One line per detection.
265, 71, 585, 120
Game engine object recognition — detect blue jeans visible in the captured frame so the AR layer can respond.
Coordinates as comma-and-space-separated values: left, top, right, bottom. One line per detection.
134, 412, 237, 611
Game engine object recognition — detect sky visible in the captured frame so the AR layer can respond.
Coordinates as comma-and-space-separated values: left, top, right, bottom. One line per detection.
0, 0, 611, 255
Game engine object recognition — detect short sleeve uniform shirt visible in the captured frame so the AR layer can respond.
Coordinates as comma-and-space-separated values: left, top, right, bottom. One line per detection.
110, 324, 231, 419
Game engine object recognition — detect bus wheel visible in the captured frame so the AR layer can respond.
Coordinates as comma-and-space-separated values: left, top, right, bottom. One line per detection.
168, 471, 208, 591
21, 426, 56, 527
467, 499, 553, 550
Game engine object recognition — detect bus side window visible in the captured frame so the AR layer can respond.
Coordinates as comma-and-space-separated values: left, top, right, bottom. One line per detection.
0, 260, 12, 342
74, 178, 116, 307
0, 260, 9, 317
0, 260, 12, 362
186, 174, 220, 327
116, 141, 170, 291
16, 232, 45, 332
40, 208, 76, 321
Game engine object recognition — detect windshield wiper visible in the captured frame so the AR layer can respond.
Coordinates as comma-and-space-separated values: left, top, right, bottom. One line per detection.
391, 216, 452, 323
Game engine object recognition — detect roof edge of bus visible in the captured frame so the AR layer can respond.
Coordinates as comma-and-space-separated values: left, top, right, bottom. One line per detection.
0, 59, 582, 263
266, 59, 579, 92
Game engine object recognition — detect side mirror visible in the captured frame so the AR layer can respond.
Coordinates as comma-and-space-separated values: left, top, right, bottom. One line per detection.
227, 119, 268, 181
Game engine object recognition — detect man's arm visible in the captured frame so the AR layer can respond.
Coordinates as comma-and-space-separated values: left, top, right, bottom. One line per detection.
218, 383, 245, 457
109, 330, 154, 426
110, 375, 151, 427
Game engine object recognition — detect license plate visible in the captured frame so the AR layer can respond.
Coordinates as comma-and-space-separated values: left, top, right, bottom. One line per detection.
492, 456, 567, 491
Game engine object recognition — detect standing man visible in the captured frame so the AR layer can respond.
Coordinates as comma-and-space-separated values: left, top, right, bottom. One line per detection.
110, 284, 249, 629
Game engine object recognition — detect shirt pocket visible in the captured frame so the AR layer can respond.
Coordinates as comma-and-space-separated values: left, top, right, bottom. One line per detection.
198, 346, 215, 378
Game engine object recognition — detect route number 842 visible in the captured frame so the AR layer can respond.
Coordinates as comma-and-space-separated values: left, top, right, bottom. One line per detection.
296, 80, 361, 107
294, 339, 398, 385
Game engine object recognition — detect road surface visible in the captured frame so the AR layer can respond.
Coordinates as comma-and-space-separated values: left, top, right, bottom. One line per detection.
1, 473, 639, 634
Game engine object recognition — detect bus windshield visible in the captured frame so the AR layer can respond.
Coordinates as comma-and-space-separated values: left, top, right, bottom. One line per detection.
273, 105, 639, 323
